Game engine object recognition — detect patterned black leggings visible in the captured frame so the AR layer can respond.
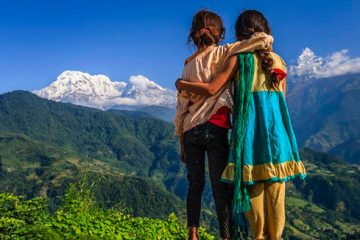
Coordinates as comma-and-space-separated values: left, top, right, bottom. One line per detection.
184, 121, 232, 239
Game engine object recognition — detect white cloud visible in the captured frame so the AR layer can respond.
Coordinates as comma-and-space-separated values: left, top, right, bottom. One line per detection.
129, 75, 149, 91
129, 75, 164, 91
289, 48, 360, 79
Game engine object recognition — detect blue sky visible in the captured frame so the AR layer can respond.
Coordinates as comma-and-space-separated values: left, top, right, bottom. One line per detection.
0, 0, 359, 93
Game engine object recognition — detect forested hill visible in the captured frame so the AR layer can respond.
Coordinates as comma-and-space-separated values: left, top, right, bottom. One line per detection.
0, 90, 190, 219
0, 90, 181, 179
0, 91, 359, 239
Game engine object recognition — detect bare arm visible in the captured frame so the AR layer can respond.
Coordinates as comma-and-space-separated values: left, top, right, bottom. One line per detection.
175, 55, 238, 97
226, 32, 273, 58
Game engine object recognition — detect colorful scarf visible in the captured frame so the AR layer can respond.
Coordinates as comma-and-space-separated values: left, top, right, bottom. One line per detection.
220, 53, 255, 238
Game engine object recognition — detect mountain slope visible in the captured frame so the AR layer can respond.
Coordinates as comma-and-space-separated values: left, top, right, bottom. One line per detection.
0, 132, 186, 219
137, 105, 176, 122
287, 73, 360, 163
0, 90, 182, 179
281, 148, 360, 239
0, 91, 217, 232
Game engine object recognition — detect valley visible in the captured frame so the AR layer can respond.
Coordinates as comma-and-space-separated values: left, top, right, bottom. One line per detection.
0, 91, 359, 239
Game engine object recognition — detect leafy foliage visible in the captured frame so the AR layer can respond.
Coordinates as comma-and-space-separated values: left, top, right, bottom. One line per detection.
0, 182, 215, 240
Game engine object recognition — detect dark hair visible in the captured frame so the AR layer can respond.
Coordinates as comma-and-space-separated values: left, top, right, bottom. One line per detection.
235, 10, 280, 90
188, 10, 225, 49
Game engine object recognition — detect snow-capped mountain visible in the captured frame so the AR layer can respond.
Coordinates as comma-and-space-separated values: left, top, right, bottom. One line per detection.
288, 47, 360, 83
34, 71, 176, 110
118, 75, 176, 108
284, 47, 360, 164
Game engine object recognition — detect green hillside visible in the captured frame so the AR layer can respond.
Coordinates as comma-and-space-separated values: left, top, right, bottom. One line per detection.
284, 149, 360, 239
0, 91, 218, 233
0, 91, 359, 239
0, 91, 184, 185
0, 132, 185, 219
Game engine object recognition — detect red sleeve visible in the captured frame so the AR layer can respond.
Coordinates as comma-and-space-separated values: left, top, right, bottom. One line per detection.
272, 68, 287, 80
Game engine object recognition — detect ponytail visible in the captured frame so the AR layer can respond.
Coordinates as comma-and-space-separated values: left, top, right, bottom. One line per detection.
235, 10, 282, 90
256, 50, 281, 90
188, 10, 225, 48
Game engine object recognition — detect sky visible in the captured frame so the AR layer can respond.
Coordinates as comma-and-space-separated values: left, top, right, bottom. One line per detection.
0, 0, 359, 93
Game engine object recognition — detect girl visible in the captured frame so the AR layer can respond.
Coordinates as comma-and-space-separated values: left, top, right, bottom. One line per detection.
176, 10, 306, 240
174, 10, 273, 240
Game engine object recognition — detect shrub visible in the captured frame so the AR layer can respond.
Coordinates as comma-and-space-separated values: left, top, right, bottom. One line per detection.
0, 181, 214, 239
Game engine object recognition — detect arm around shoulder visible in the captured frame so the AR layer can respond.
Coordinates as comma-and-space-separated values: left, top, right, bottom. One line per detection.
227, 32, 274, 58
176, 55, 238, 96
206, 55, 238, 95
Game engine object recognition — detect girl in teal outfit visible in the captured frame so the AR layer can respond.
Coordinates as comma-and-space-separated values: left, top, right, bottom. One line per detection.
176, 10, 306, 240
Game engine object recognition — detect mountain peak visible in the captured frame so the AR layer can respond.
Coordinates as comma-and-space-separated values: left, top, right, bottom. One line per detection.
289, 48, 325, 80
289, 47, 360, 81
56, 70, 125, 87
129, 75, 164, 91
33, 71, 176, 110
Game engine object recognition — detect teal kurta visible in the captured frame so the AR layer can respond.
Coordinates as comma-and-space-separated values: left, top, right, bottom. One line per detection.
221, 52, 306, 214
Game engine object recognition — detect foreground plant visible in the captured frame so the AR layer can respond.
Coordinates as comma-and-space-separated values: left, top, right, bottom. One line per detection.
0, 181, 214, 240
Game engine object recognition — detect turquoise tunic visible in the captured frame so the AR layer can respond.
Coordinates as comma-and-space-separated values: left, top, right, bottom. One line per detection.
221, 52, 306, 214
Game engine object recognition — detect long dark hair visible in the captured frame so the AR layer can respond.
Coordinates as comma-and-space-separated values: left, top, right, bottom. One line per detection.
188, 10, 225, 49
235, 10, 280, 89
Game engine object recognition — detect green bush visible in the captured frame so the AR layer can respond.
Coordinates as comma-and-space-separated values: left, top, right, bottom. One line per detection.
0, 181, 214, 240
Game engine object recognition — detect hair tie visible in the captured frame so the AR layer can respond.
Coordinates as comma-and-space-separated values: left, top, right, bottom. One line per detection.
200, 28, 211, 34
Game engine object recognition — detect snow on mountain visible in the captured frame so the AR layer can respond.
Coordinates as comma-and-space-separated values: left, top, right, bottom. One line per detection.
33, 71, 176, 110
118, 75, 176, 107
289, 48, 360, 81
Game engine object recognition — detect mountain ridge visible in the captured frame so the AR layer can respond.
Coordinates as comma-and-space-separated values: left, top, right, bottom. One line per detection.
287, 73, 360, 163
34, 71, 176, 110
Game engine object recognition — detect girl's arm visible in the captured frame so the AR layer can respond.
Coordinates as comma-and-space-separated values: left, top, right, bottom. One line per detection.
226, 32, 273, 58
175, 55, 238, 97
